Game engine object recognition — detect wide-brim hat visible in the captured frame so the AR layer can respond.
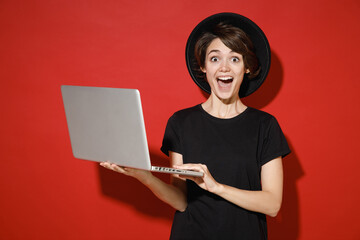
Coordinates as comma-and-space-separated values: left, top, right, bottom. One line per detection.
185, 12, 271, 98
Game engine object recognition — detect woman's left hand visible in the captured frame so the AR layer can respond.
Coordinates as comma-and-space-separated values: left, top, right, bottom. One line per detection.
100, 162, 153, 184
174, 164, 222, 194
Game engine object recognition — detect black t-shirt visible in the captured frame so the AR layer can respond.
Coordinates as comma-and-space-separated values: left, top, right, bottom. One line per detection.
161, 104, 290, 240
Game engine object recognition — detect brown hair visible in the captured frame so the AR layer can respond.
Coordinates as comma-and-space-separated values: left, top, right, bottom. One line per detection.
194, 22, 260, 81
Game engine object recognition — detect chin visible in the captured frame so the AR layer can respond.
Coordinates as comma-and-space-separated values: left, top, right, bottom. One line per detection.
213, 90, 238, 102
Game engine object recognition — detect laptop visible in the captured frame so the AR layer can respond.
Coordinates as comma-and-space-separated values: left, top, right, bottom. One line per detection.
61, 85, 203, 177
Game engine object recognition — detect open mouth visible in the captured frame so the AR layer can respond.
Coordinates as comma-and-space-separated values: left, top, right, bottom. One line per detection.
217, 76, 233, 88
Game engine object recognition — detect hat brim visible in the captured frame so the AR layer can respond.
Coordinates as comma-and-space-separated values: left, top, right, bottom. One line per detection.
185, 12, 271, 98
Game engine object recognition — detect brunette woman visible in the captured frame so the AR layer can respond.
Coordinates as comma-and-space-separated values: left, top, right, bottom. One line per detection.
101, 13, 290, 240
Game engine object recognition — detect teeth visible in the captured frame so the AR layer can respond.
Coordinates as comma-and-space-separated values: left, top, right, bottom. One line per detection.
217, 77, 233, 81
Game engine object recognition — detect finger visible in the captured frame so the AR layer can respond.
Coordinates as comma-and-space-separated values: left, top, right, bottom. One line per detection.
174, 164, 203, 172
192, 164, 208, 175
101, 162, 125, 173
111, 164, 127, 174
178, 175, 199, 182
199, 164, 209, 173
174, 163, 199, 168
100, 162, 112, 169
178, 175, 191, 181
123, 167, 138, 174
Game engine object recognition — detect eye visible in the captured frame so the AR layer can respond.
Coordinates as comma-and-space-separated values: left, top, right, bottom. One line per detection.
210, 57, 219, 62
231, 57, 240, 62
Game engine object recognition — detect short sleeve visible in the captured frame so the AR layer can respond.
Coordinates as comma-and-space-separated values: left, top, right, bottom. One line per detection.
161, 114, 183, 156
260, 117, 291, 166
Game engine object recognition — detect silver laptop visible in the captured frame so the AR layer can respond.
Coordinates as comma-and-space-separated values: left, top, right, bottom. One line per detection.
61, 85, 203, 177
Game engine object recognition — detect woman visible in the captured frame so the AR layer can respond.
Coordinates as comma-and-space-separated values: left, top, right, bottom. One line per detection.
101, 13, 290, 240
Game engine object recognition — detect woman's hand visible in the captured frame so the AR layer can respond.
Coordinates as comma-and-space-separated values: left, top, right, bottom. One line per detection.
174, 164, 222, 194
100, 162, 153, 184
100, 158, 188, 212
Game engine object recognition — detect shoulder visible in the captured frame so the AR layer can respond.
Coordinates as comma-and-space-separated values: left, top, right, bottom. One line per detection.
170, 104, 202, 122
246, 108, 287, 142
245, 108, 285, 134
246, 107, 276, 122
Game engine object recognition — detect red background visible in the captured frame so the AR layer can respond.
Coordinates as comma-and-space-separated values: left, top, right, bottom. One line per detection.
1, 0, 359, 239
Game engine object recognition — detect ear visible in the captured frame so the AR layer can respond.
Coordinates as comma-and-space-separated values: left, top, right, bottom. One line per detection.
245, 69, 250, 74
201, 67, 206, 73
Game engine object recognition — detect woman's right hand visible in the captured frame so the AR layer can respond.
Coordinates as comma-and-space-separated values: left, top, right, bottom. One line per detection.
100, 162, 153, 184
100, 154, 188, 212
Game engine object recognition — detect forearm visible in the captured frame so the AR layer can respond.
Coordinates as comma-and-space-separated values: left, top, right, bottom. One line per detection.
141, 175, 187, 212
215, 158, 283, 217
214, 184, 281, 217
176, 157, 283, 217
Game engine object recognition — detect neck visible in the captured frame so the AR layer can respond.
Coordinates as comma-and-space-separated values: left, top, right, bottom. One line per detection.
202, 93, 247, 119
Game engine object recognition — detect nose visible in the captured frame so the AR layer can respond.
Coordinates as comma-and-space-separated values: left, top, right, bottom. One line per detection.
219, 60, 230, 72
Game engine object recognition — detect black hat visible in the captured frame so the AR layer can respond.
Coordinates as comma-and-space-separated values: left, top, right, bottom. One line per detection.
185, 12, 271, 98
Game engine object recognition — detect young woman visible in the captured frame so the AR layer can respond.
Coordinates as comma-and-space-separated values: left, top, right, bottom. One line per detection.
101, 13, 290, 240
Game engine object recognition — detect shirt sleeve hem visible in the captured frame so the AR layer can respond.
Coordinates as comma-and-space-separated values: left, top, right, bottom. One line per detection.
261, 150, 291, 166
160, 146, 182, 157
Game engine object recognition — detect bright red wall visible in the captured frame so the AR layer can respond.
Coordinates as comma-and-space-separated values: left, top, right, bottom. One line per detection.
1, 0, 359, 239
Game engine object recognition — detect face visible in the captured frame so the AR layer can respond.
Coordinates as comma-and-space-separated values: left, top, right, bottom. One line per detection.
202, 38, 249, 101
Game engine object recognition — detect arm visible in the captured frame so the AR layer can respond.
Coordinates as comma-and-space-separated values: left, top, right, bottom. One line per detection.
175, 156, 283, 217
100, 151, 187, 212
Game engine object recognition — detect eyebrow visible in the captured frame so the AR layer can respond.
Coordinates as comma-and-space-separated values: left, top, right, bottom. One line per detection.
207, 49, 237, 55
208, 50, 220, 55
